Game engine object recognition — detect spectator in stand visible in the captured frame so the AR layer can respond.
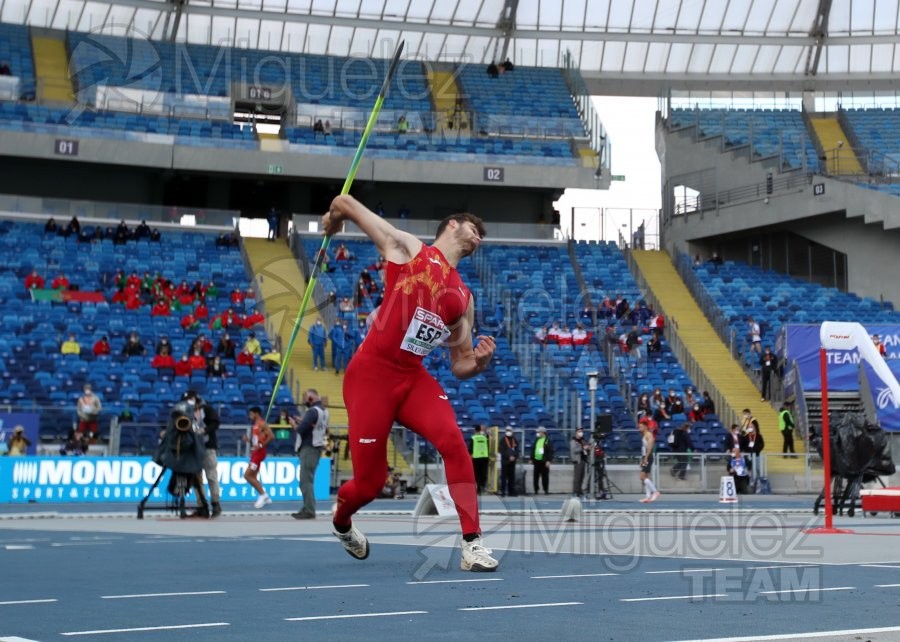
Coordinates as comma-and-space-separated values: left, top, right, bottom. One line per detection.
572, 323, 590, 346
625, 328, 642, 360
134, 220, 151, 239
702, 391, 716, 416
243, 332, 261, 355
45, 217, 58, 234
665, 388, 685, 418
615, 297, 631, 320
242, 310, 265, 329
687, 403, 705, 423
599, 296, 615, 318
191, 335, 213, 355
154, 335, 171, 355
207, 355, 227, 378
308, 318, 327, 370
759, 346, 776, 401
194, 298, 209, 320
124, 286, 143, 311
650, 388, 669, 422
502, 57, 514, 72
174, 354, 192, 377
92, 335, 111, 357
66, 216, 81, 237
222, 308, 241, 329
260, 347, 281, 371
122, 332, 147, 357
149, 228, 161, 242
647, 330, 663, 354
637, 393, 652, 418
176, 288, 195, 308
60, 334, 81, 356
176, 279, 191, 297
24, 269, 44, 290
748, 317, 762, 354
151, 297, 171, 317
126, 271, 142, 290
216, 333, 236, 360
683, 386, 696, 407
190, 280, 206, 298
267, 206, 279, 242
335, 243, 352, 260
546, 321, 561, 344
236, 347, 255, 367
151, 345, 176, 369
92, 226, 104, 242
534, 325, 548, 344
76, 384, 101, 438
556, 325, 573, 347
188, 349, 207, 372
323, 120, 332, 136
723, 423, 742, 452
111, 286, 128, 305
51, 272, 70, 290
486, 61, 499, 78
339, 297, 354, 313
396, 115, 409, 134
313, 119, 324, 134
181, 311, 199, 331
649, 311, 665, 331
116, 219, 130, 240
354, 277, 370, 307
873, 334, 887, 357
329, 320, 346, 373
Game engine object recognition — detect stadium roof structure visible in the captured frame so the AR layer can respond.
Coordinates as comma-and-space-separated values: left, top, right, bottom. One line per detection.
2, 0, 900, 95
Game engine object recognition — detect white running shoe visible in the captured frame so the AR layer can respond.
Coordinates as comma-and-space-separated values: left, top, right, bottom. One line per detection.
648, 491, 661, 503
254, 494, 272, 509
460, 538, 499, 572
333, 524, 369, 560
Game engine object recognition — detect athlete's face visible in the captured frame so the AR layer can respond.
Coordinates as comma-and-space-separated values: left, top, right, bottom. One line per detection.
453, 220, 482, 257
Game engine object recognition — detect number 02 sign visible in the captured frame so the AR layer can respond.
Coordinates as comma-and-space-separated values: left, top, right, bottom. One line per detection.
483, 167, 504, 182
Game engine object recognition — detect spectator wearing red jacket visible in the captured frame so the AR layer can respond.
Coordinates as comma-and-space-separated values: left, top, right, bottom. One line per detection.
181, 312, 199, 331
230, 289, 245, 306
151, 345, 176, 369
150, 298, 171, 317
188, 350, 207, 371
51, 273, 70, 290
24, 269, 44, 290
111, 287, 128, 304
92, 336, 111, 356
194, 299, 208, 320
242, 311, 265, 329
174, 354, 193, 377
236, 347, 255, 367
125, 291, 142, 311
176, 280, 191, 297
126, 271, 142, 290
178, 291, 195, 307
191, 335, 213, 355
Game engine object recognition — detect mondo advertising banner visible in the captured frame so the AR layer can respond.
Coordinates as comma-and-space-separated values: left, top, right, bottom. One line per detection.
0, 456, 331, 504
785, 324, 900, 393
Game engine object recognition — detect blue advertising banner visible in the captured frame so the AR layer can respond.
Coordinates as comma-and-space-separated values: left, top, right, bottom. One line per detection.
0, 456, 331, 504
861, 360, 900, 432
785, 324, 900, 393
0, 413, 40, 456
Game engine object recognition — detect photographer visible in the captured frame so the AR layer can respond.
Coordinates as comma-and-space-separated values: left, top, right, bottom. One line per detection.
570, 429, 591, 498
184, 391, 222, 518
289, 388, 328, 520
593, 441, 609, 500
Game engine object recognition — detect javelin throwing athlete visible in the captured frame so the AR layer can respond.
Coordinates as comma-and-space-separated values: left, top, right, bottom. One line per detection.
322, 194, 499, 572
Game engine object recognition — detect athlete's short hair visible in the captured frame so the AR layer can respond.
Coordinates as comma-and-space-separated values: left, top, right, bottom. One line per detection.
435, 213, 486, 241
249, 406, 262, 415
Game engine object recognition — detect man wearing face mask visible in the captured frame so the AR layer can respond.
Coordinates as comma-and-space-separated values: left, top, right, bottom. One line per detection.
499, 428, 519, 497
570, 428, 591, 498
308, 317, 327, 371
289, 388, 329, 519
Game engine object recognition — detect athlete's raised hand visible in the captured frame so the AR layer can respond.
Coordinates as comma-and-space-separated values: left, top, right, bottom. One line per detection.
473, 335, 496, 371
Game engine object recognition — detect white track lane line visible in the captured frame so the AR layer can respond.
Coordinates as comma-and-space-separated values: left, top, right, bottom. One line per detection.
531, 573, 619, 579
621, 594, 727, 602
875, 583, 900, 588
459, 602, 583, 611
285, 611, 427, 622
671, 625, 900, 642
645, 568, 724, 574
259, 584, 368, 592
101, 591, 226, 600
0, 599, 57, 606
3, 545, 34, 550
757, 586, 855, 595
861, 564, 900, 569
407, 578, 503, 585
60, 623, 229, 636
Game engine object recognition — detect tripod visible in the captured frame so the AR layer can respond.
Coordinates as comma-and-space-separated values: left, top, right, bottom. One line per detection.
589, 446, 622, 500
412, 435, 437, 489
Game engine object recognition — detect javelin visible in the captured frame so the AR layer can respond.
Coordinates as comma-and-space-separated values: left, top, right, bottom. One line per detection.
265, 40, 405, 421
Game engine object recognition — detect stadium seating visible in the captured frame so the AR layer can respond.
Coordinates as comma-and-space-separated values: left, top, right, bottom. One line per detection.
0, 23, 35, 98
684, 257, 900, 368
0, 221, 292, 452
669, 108, 820, 172
841, 108, 900, 196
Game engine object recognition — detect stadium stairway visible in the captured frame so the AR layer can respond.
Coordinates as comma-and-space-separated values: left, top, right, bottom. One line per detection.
242, 238, 408, 475
31, 33, 74, 103
427, 66, 469, 132
630, 250, 804, 475
808, 115, 863, 176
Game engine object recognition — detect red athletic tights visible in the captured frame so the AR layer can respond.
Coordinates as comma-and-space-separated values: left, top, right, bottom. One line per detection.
333, 354, 480, 536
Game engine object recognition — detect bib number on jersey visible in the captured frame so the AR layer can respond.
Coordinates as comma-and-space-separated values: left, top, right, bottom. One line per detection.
402, 307, 451, 356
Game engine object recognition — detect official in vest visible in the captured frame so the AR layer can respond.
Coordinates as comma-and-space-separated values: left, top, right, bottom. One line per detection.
531, 427, 554, 495
779, 402, 795, 454
468, 424, 490, 495
290, 388, 329, 519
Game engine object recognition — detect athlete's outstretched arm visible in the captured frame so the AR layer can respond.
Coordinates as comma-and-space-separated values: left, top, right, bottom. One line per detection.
322, 195, 421, 264
448, 298, 495, 380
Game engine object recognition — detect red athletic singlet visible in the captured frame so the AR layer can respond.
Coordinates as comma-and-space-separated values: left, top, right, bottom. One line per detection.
358, 244, 470, 368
